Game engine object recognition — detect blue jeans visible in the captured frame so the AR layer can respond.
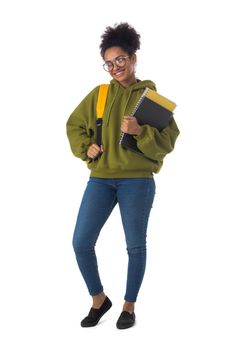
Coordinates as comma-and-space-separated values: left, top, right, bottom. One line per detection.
72, 177, 155, 302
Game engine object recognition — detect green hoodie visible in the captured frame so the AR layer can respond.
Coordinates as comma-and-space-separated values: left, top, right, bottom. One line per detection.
66, 79, 179, 178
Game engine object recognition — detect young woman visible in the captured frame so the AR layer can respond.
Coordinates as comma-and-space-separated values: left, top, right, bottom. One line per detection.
66, 23, 179, 329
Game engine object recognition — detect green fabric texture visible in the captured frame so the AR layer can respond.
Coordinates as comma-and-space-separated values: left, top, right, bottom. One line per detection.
66, 79, 180, 178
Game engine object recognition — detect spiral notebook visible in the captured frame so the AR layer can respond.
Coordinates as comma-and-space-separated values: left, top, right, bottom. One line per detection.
119, 88, 176, 156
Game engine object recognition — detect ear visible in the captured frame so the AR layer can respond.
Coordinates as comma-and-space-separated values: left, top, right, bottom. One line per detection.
131, 54, 137, 64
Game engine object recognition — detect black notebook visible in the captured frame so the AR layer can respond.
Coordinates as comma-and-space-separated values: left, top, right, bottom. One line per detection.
119, 88, 176, 156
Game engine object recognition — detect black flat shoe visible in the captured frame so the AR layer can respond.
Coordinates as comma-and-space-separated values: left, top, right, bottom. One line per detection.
116, 311, 136, 329
81, 296, 112, 327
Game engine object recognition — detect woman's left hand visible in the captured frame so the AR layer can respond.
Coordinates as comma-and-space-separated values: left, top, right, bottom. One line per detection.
120, 116, 142, 135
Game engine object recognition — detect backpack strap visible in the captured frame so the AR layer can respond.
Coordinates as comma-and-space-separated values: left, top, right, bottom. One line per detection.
96, 84, 109, 119
96, 84, 109, 146
86, 84, 109, 163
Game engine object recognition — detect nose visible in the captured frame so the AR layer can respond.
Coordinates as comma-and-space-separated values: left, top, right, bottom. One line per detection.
112, 63, 122, 72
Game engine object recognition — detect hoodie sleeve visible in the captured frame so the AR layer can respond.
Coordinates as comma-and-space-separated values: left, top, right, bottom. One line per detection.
66, 87, 99, 160
134, 117, 180, 161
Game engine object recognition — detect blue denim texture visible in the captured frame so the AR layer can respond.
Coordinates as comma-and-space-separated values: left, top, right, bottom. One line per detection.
72, 177, 155, 302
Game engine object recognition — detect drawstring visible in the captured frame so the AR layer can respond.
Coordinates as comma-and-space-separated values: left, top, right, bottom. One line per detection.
106, 84, 120, 125
123, 87, 133, 115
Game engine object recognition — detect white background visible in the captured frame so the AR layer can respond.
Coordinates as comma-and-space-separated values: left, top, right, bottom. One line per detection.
0, 0, 233, 349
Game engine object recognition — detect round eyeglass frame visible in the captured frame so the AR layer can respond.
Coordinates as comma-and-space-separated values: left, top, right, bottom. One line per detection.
103, 55, 130, 72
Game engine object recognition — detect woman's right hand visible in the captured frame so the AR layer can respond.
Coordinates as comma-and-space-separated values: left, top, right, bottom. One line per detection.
87, 144, 104, 159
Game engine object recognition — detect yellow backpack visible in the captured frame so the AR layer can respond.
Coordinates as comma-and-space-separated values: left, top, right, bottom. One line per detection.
86, 84, 109, 163
96, 84, 109, 146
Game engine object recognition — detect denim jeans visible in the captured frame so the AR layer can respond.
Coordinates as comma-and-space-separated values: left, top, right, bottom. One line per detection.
72, 177, 155, 302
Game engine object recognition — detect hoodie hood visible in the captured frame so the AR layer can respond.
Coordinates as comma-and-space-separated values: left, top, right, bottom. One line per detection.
110, 78, 156, 91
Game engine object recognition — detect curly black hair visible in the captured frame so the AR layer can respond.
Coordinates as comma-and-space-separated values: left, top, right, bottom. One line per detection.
100, 22, 141, 58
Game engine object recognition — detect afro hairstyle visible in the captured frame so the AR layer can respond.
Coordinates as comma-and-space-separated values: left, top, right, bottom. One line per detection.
100, 22, 141, 58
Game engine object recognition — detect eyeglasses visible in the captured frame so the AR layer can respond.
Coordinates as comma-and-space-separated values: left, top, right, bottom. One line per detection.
103, 55, 130, 72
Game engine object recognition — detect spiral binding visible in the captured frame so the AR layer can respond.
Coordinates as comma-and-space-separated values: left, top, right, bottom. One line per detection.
119, 87, 149, 144
131, 87, 149, 115
119, 131, 125, 144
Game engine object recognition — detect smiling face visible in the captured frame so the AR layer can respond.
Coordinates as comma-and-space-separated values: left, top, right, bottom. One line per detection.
103, 46, 137, 87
